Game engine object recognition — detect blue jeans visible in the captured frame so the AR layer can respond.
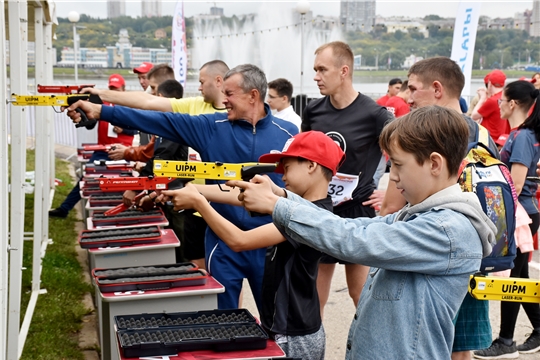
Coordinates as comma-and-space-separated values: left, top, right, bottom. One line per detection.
58, 151, 110, 213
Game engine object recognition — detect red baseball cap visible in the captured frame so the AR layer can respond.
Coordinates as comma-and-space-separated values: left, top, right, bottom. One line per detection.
259, 131, 345, 175
495, 134, 509, 146
133, 62, 154, 74
108, 74, 125, 89
489, 69, 506, 87
483, 73, 490, 85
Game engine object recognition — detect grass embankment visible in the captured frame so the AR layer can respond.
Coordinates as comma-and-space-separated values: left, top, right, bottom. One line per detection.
19, 150, 92, 359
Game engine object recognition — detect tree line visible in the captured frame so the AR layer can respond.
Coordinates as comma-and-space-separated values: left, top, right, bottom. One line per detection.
54, 14, 540, 70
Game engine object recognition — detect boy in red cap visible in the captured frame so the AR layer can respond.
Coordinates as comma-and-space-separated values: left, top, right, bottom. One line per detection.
159, 131, 345, 360
133, 62, 154, 91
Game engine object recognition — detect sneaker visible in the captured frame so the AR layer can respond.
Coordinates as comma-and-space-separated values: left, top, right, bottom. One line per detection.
48, 208, 68, 218
473, 338, 519, 359
517, 331, 540, 354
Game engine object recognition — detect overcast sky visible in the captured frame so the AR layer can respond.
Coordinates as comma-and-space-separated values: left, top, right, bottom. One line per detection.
53, 1, 533, 20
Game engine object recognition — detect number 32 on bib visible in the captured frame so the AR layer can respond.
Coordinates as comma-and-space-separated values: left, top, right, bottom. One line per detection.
328, 172, 359, 207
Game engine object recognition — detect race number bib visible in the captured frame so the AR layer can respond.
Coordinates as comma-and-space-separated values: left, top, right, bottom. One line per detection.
328, 172, 359, 207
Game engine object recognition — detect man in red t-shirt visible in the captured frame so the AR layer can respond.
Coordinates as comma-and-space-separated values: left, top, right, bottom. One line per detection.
384, 80, 410, 117
471, 69, 511, 141
376, 78, 402, 106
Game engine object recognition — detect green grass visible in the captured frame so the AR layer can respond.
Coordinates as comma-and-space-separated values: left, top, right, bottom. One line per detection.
18, 150, 92, 359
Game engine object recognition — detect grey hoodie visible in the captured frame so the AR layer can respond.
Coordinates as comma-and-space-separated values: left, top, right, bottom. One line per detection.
394, 183, 496, 257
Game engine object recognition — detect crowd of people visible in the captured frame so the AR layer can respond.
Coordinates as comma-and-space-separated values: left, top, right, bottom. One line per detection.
51, 40, 540, 359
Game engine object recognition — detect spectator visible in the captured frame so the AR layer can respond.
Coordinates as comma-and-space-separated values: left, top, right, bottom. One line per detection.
133, 61, 153, 91
376, 78, 402, 106
267, 78, 301, 130
471, 69, 511, 142
384, 80, 410, 117
301, 41, 393, 317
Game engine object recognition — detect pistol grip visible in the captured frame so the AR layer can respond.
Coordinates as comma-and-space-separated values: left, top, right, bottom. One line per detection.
74, 108, 97, 129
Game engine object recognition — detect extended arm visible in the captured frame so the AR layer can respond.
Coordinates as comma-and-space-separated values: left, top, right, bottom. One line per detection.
82, 87, 173, 112
161, 184, 285, 251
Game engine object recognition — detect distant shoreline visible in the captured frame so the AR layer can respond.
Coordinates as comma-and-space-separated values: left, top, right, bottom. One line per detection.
15, 66, 536, 81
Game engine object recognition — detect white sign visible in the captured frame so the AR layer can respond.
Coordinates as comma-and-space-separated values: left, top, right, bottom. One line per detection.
450, 2, 481, 97
172, 1, 188, 86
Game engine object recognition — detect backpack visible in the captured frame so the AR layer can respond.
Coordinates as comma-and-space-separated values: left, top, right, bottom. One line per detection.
458, 125, 517, 274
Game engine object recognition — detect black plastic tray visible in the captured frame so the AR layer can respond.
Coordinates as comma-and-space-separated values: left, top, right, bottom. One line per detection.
79, 226, 162, 248
114, 309, 257, 331
91, 208, 165, 226
88, 194, 124, 207
92, 263, 204, 292
118, 323, 268, 357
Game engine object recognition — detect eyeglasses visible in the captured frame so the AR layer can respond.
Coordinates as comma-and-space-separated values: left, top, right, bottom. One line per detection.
498, 98, 510, 105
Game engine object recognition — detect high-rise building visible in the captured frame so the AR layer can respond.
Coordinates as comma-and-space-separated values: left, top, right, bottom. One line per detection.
107, 0, 126, 19
142, 0, 162, 18
340, 0, 376, 33
532, 0, 540, 37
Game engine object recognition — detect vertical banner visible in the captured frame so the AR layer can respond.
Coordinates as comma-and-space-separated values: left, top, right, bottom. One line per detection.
172, 1, 187, 86
450, 2, 481, 97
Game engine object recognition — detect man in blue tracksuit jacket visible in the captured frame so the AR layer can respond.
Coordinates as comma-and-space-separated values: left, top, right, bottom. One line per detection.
67, 64, 299, 309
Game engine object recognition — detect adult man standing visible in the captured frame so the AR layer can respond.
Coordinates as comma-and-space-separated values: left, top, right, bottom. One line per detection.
267, 78, 301, 130
382, 57, 499, 360
471, 69, 510, 142
376, 78, 402, 106
384, 80, 411, 117
301, 41, 393, 316
67, 64, 299, 310
133, 61, 154, 91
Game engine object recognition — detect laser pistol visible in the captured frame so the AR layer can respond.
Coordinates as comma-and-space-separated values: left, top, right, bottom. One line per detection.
9, 93, 103, 129
99, 161, 278, 216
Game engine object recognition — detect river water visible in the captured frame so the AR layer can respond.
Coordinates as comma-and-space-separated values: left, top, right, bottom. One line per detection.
27, 75, 497, 102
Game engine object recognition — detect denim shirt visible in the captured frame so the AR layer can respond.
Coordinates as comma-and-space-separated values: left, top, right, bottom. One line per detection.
272, 185, 496, 360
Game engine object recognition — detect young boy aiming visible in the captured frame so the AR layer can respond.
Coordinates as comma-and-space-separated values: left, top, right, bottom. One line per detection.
230, 106, 497, 359
160, 130, 345, 360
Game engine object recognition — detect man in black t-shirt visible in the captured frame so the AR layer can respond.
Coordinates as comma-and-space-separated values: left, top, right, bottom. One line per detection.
301, 41, 393, 317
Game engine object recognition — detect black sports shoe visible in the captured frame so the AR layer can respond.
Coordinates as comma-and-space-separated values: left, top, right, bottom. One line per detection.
517, 331, 540, 354
473, 338, 519, 359
48, 208, 68, 218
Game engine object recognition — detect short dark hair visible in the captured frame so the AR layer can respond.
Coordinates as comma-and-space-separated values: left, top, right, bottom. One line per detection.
399, 80, 408, 92
200, 60, 230, 77
379, 105, 468, 176
268, 78, 294, 102
147, 64, 175, 84
296, 157, 333, 182
389, 78, 402, 86
157, 79, 184, 99
315, 41, 354, 79
408, 57, 464, 100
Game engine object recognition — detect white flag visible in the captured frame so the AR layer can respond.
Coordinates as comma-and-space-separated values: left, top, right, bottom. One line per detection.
450, 2, 481, 97
172, 1, 187, 87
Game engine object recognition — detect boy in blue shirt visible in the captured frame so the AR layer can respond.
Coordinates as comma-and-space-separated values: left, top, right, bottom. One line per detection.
231, 106, 497, 359
160, 131, 344, 360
